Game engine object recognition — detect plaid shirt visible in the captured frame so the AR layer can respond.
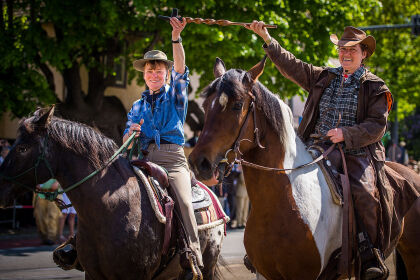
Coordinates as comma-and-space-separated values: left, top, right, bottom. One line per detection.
124, 66, 190, 150
314, 66, 366, 155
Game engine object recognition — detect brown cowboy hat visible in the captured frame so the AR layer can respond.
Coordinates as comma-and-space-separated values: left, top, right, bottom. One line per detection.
330, 26, 376, 58
133, 50, 173, 72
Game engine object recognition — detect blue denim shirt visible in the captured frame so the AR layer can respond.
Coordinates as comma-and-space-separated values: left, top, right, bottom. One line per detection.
124, 66, 190, 150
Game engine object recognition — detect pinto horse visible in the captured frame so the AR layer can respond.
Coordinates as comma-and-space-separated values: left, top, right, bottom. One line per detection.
188, 57, 420, 279
0, 107, 226, 280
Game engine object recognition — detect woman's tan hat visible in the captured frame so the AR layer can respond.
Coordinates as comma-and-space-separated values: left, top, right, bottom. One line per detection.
330, 26, 376, 58
133, 50, 173, 72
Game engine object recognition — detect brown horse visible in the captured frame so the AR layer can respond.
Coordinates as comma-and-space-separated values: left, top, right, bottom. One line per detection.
188, 57, 420, 279
0, 108, 226, 280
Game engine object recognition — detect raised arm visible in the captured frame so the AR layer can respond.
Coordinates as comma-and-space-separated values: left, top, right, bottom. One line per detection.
246, 20, 273, 45
170, 17, 187, 74
247, 20, 324, 92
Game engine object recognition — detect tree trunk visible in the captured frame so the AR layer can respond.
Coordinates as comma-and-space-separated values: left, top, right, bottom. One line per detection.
57, 64, 126, 145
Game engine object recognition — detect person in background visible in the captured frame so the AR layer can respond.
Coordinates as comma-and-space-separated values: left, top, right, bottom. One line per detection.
397, 141, 409, 165
387, 142, 402, 162
0, 144, 11, 165
223, 164, 239, 228
33, 178, 62, 245
234, 165, 249, 229
58, 192, 77, 243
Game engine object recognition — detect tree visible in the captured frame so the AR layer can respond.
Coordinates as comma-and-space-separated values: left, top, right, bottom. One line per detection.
358, 1, 420, 146
400, 108, 420, 160
1, 0, 382, 143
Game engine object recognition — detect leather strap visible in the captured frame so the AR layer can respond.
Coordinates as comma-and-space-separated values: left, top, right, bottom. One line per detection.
161, 196, 174, 255
338, 144, 354, 278
238, 143, 337, 172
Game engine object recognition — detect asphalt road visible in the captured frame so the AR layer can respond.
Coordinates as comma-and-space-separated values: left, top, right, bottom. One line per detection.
0, 228, 397, 280
0, 228, 255, 280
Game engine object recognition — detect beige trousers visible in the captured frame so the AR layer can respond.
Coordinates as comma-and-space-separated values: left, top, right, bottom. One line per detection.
146, 143, 203, 266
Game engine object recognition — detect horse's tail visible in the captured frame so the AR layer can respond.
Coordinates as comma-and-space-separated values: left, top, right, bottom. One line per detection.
214, 255, 231, 280
395, 249, 408, 280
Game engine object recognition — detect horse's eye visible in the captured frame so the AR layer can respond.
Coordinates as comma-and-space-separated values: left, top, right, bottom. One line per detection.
16, 145, 28, 153
233, 102, 243, 111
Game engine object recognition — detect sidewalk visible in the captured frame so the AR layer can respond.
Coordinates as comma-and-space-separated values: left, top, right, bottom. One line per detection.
0, 225, 69, 250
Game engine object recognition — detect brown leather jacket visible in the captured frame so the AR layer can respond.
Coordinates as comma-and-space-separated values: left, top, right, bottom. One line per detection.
263, 38, 392, 162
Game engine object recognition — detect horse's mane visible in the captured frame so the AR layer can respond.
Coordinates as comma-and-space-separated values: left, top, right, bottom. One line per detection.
202, 69, 291, 146
24, 115, 118, 169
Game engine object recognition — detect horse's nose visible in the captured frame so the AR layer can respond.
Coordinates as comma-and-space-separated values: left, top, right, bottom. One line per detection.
188, 155, 213, 180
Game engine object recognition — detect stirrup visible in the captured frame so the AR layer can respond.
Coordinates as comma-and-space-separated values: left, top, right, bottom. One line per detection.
360, 248, 389, 280
187, 253, 203, 280
180, 249, 202, 280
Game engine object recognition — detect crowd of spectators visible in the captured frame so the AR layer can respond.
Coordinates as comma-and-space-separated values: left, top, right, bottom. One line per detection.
0, 139, 11, 165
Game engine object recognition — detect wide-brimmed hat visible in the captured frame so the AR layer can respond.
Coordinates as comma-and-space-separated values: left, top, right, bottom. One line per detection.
133, 50, 173, 72
330, 26, 376, 58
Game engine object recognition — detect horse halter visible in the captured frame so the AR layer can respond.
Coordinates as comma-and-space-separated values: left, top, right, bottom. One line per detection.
217, 91, 264, 181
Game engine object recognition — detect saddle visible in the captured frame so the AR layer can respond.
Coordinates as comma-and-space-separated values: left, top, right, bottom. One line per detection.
131, 159, 213, 211
131, 159, 169, 189
308, 145, 344, 205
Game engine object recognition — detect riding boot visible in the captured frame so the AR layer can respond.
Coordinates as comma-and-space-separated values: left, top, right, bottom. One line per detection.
180, 250, 203, 280
357, 231, 389, 280
53, 235, 83, 271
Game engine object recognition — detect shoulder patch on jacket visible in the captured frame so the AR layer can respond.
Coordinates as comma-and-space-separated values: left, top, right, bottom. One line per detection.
385, 91, 393, 112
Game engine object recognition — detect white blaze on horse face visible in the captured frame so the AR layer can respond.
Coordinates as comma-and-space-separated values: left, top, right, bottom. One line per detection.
277, 99, 342, 274
219, 92, 228, 111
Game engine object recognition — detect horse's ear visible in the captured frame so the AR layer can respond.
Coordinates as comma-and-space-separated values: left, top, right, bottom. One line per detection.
247, 55, 267, 83
34, 105, 55, 129
213, 57, 226, 78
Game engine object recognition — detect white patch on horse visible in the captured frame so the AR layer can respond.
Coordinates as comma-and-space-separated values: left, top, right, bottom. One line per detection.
219, 92, 228, 111
277, 99, 342, 274
199, 224, 225, 254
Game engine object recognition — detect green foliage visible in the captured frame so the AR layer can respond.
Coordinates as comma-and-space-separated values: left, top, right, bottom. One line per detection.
0, 2, 55, 117
3, 0, 416, 122
359, 0, 420, 119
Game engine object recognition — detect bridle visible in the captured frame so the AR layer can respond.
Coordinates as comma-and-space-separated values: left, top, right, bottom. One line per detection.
0, 135, 57, 200
0, 132, 137, 202
215, 91, 264, 181
216, 91, 338, 179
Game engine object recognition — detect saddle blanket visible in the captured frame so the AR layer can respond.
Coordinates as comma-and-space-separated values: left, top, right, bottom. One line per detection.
132, 166, 229, 232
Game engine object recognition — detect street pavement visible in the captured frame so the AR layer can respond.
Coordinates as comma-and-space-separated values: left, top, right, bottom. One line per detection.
0, 227, 255, 280
0, 227, 397, 279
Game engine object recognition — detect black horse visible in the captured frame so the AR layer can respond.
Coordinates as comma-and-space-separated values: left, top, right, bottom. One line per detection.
0, 107, 226, 279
